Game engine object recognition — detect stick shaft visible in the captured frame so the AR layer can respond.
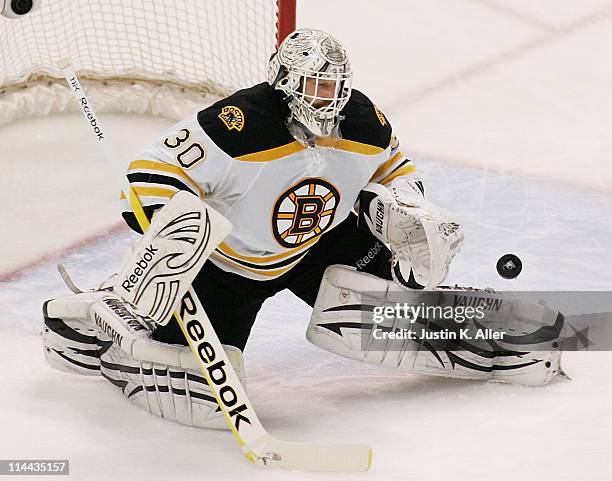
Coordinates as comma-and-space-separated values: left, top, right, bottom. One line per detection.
59, 69, 151, 229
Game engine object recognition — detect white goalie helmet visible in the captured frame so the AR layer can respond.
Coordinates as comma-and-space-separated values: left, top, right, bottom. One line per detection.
268, 28, 353, 137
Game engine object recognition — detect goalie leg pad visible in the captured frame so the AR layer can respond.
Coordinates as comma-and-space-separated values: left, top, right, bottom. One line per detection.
307, 265, 565, 386
44, 290, 246, 429
43, 316, 102, 375
42, 288, 156, 375
100, 339, 246, 430
88, 292, 247, 429
42, 294, 107, 375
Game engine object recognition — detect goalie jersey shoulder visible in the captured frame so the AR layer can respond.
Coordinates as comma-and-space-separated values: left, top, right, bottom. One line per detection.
196, 82, 295, 159
339, 89, 393, 150
195, 84, 393, 158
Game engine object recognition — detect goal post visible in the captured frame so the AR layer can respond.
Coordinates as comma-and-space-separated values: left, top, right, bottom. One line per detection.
0, 0, 297, 124
277, 0, 297, 48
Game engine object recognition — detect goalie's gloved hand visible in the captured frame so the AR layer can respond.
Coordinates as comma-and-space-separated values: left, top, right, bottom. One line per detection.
358, 177, 464, 288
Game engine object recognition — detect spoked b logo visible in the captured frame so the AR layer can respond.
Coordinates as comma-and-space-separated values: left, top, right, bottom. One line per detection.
272, 178, 340, 248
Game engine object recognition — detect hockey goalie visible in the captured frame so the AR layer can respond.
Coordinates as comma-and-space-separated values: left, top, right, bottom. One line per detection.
42, 28, 566, 431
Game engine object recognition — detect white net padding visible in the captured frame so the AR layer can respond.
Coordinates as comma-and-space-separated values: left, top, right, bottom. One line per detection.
0, 0, 287, 124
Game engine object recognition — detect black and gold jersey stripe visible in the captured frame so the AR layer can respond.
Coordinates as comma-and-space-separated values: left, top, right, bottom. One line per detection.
120, 159, 204, 233
210, 236, 321, 278
379, 161, 417, 185
370, 148, 417, 185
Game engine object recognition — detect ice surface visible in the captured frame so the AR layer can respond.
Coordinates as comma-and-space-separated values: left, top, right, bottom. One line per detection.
0, 113, 174, 276
1, 1, 612, 480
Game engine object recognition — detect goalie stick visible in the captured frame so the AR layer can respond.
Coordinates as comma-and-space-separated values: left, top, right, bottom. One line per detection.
59, 61, 371, 472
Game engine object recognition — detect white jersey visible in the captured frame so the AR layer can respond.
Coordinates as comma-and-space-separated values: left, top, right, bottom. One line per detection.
122, 83, 416, 280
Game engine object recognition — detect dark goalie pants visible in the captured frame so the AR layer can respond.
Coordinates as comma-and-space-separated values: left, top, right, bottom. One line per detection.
153, 212, 392, 350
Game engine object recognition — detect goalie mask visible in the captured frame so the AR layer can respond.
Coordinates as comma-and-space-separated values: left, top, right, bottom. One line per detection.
268, 28, 353, 137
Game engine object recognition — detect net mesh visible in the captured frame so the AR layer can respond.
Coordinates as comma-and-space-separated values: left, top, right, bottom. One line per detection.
0, 0, 280, 96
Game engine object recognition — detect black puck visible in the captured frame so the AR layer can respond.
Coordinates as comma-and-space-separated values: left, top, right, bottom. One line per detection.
496, 254, 522, 279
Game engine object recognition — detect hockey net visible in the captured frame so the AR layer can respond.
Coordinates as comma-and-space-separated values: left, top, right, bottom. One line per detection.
0, 0, 296, 124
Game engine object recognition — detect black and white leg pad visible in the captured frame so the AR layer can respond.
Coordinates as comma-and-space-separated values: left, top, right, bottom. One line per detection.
307, 265, 566, 386
43, 291, 245, 429
43, 313, 102, 375
43, 292, 107, 375
100, 338, 245, 430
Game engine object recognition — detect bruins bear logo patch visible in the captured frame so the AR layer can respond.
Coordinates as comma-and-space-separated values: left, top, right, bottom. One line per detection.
272, 178, 340, 248
218, 106, 245, 131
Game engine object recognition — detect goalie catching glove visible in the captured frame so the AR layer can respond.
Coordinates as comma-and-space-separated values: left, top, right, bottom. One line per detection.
358, 177, 464, 289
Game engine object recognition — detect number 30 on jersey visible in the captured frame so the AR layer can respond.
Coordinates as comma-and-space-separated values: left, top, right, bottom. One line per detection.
163, 128, 207, 169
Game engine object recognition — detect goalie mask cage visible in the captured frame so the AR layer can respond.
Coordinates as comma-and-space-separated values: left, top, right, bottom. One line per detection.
0, 0, 296, 124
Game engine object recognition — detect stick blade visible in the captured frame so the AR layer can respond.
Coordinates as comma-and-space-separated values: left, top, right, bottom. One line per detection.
247, 435, 372, 472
